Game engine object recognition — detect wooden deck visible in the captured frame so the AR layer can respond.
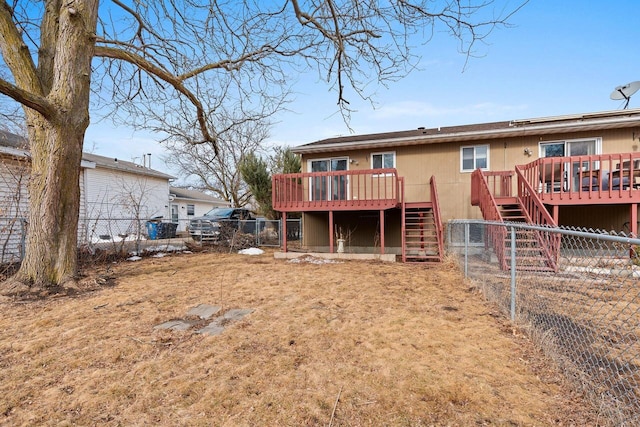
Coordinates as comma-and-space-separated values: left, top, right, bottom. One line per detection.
471, 152, 640, 237
517, 154, 640, 205
272, 168, 402, 212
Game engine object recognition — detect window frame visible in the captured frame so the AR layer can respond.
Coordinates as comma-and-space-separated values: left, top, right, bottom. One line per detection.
460, 144, 490, 173
370, 151, 396, 176
538, 137, 602, 158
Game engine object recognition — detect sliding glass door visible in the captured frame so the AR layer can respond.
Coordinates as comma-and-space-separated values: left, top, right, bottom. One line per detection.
540, 138, 600, 190
310, 158, 348, 201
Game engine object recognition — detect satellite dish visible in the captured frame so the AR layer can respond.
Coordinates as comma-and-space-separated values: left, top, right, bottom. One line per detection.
610, 81, 640, 109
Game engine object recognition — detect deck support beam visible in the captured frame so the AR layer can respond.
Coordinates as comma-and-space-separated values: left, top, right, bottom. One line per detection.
282, 212, 288, 253
552, 205, 559, 224
379, 210, 385, 254
329, 210, 334, 253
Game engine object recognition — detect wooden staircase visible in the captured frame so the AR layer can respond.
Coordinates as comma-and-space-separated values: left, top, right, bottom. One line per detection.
498, 203, 555, 272
403, 203, 442, 263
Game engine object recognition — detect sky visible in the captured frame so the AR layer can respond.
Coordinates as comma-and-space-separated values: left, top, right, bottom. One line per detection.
83, 0, 640, 177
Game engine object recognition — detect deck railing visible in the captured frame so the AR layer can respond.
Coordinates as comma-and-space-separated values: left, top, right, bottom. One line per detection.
272, 168, 401, 212
518, 153, 640, 203
471, 169, 508, 268
430, 175, 445, 261
515, 166, 560, 271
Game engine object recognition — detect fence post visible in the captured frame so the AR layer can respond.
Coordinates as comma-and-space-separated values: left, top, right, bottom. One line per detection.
464, 222, 469, 277
510, 226, 516, 322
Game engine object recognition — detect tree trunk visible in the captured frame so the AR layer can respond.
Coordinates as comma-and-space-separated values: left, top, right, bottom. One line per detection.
1, 1, 98, 294
15, 116, 85, 289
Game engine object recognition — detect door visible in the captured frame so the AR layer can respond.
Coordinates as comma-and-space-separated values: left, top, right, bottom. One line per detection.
171, 204, 179, 224
310, 158, 348, 201
540, 139, 600, 190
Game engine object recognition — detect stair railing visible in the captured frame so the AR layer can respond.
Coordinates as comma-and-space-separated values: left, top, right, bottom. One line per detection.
471, 169, 509, 269
429, 175, 444, 262
515, 165, 560, 271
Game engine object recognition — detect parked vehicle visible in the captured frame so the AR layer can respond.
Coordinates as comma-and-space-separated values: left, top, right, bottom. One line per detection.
188, 207, 258, 242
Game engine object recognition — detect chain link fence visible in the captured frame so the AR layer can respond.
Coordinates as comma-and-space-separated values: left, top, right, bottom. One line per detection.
448, 220, 640, 425
0, 217, 26, 271
0, 217, 302, 266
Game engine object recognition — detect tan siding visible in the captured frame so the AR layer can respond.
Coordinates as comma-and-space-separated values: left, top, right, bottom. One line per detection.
302, 210, 402, 252
559, 205, 636, 233
300, 128, 640, 225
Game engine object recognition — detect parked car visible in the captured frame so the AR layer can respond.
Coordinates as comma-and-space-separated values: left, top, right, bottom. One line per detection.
189, 207, 258, 242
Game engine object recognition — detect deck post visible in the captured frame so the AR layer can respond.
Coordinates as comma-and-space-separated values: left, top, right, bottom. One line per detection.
631, 203, 638, 237
552, 205, 559, 224
379, 210, 385, 254
329, 210, 334, 253
281, 212, 288, 253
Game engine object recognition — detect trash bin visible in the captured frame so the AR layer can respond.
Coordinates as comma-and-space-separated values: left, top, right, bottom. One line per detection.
146, 221, 159, 240
165, 223, 177, 238
154, 222, 178, 239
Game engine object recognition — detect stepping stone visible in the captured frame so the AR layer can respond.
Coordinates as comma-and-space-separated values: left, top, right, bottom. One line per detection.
195, 308, 254, 336
154, 320, 193, 331
196, 323, 225, 336
187, 304, 221, 320
222, 308, 254, 321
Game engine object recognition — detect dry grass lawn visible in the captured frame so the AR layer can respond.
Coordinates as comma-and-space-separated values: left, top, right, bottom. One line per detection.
0, 250, 599, 426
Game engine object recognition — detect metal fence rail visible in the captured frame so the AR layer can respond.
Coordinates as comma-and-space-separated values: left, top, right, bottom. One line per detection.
448, 220, 640, 425
0, 217, 302, 264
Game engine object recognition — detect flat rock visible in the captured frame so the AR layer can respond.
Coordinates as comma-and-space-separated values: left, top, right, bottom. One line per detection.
154, 320, 193, 331
187, 304, 222, 320
196, 323, 226, 336
223, 308, 254, 321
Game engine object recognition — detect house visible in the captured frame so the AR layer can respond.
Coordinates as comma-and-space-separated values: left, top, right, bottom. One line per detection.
272, 108, 640, 263
0, 130, 176, 262
169, 186, 230, 232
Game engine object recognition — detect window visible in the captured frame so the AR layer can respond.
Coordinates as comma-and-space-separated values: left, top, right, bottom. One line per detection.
460, 145, 489, 172
371, 152, 395, 170
187, 204, 195, 216
539, 138, 600, 158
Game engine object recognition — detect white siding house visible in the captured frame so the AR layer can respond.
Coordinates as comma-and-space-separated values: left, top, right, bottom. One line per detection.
169, 186, 230, 232
82, 153, 174, 220
0, 131, 176, 262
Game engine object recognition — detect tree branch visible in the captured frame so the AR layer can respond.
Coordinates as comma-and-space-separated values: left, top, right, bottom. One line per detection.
94, 45, 217, 153
0, 78, 57, 119
0, 1, 43, 95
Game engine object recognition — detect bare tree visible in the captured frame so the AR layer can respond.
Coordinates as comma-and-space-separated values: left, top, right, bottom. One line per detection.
165, 112, 270, 207
0, 0, 526, 294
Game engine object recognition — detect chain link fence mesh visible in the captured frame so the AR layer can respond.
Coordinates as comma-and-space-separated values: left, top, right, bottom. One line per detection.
448, 220, 640, 425
0, 217, 302, 267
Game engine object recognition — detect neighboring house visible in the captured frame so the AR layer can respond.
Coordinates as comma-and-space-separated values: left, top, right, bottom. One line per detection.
169, 186, 230, 232
272, 108, 640, 263
0, 130, 176, 262
81, 153, 174, 221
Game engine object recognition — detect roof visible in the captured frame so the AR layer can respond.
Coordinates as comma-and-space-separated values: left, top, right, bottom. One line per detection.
169, 186, 229, 205
0, 130, 175, 180
82, 152, 175, 180
293, 108, 640, 154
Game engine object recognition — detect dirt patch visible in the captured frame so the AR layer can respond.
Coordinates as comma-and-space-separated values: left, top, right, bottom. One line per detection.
0, 250, 600, 425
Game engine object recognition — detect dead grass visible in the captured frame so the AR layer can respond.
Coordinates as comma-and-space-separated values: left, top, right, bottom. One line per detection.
0, 250, 599, 426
